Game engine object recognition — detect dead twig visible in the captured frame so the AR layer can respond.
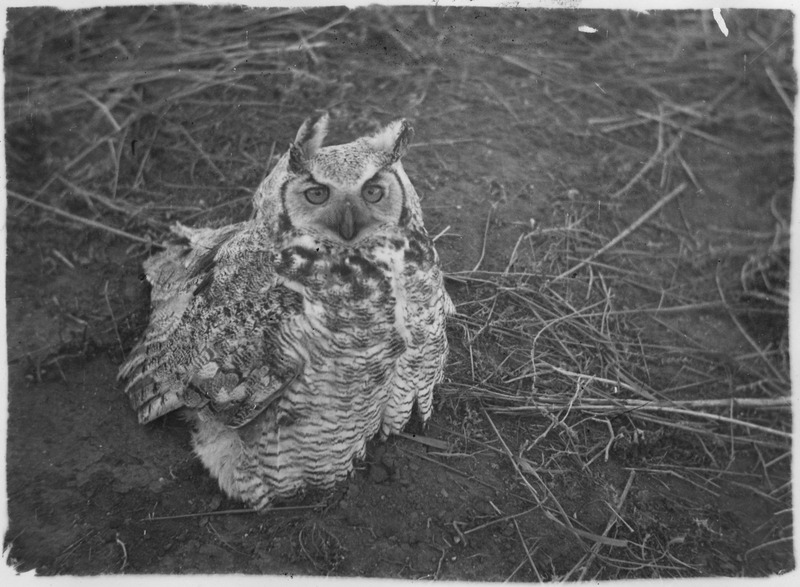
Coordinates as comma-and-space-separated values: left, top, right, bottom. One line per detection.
576, 470, 636, 581
104, 280, 125, 357
513, 520, 542, 581
396, 445, 503, 494
471, 204, 495, 273
715, 269, 788, 387
8, 190, 159, 246
115, 533, 128, 572
142, 504, 321, 521
764, 65, 794, 115
609, 132, 683, 200
553, 183, 687, 282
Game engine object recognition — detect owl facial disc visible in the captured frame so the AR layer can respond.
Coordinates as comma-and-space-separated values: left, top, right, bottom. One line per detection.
254, 114, 427, 242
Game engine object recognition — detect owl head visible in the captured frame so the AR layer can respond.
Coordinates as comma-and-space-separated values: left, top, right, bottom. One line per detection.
254, 113, 426, 242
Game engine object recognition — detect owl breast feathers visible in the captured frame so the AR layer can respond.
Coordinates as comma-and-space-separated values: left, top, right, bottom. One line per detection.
118, 113, 454, 509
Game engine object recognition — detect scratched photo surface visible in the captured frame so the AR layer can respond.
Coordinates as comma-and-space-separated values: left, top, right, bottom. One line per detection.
4, 5, 792, 578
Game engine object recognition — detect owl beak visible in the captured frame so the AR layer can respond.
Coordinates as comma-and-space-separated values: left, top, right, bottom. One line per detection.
338, 201, 358, 241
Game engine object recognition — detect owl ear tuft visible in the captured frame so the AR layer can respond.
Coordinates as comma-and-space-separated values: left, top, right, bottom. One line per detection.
288, 111, 330, 174
369, 119, 414, 165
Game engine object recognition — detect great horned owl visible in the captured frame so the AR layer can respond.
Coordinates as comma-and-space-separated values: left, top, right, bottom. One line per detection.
119, 113, 453, 509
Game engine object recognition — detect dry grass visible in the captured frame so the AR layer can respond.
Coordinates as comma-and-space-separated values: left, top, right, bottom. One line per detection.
441, 204, 791, 575
4, 5, 793, 579
5, 6, 349, 243
424, 9, 792, 578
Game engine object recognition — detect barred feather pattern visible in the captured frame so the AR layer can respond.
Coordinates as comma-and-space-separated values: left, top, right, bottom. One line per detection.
119, 221, 451, 509
119, 114, 452, 509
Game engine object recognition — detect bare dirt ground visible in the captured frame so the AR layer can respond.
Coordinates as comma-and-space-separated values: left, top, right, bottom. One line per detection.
3, 6, 794, 579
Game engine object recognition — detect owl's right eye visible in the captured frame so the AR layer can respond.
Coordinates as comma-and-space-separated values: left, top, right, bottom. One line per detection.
304, 186, 329, 205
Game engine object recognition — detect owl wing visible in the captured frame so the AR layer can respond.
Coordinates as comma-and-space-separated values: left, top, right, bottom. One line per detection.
380, 262, 453, 437
118, 222, 303, 427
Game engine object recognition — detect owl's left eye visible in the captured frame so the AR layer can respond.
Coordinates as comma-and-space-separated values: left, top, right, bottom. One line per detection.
362, 184, 384, 204
304, 186, 329, 205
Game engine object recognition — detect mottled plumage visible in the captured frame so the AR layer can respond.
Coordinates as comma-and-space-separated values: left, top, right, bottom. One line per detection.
119, 114, 453, 509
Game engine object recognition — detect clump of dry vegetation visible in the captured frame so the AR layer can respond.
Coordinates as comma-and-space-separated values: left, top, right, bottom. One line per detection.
4, 6, 793, 579
434, 9, 793, 578
5, 6, 350, 243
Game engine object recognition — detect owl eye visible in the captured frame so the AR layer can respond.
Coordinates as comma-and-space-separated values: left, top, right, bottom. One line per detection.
304, 186, 329, 205
362, 184, 384, 204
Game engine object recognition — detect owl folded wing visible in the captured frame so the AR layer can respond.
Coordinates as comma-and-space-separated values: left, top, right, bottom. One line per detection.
119, 223, 302, 427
